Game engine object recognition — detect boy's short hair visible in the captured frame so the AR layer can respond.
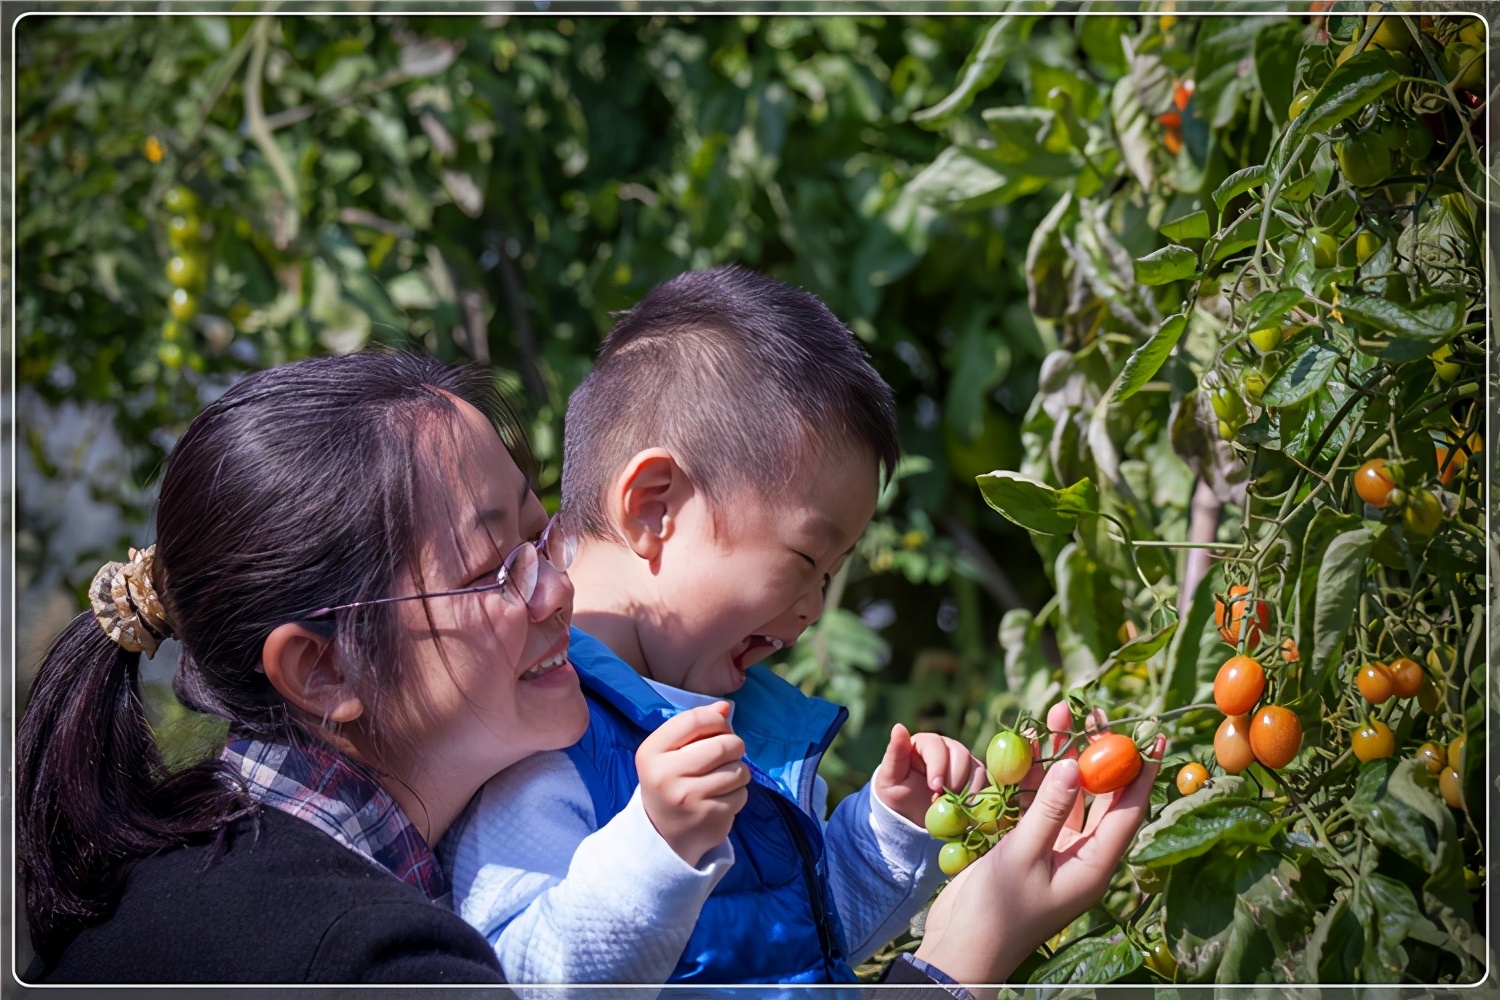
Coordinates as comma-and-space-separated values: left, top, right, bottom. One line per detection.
561, 265, 900, 541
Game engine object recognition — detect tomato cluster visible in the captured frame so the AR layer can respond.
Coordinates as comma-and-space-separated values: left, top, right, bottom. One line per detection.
158, 185, 211, 372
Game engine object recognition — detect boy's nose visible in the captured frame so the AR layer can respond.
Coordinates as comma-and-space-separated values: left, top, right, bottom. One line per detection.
793, 585, 825, 624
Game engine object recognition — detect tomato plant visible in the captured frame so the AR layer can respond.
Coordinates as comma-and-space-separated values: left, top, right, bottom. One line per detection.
912, 8, 1485, 985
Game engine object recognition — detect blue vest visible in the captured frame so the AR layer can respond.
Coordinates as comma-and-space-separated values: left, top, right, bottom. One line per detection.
563, 628, 859, 986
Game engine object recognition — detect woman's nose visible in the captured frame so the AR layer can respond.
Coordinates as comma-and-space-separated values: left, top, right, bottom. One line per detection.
529, 557, 574, 624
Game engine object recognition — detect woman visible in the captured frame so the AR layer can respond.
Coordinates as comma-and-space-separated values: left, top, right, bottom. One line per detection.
18, 350, 1159, 993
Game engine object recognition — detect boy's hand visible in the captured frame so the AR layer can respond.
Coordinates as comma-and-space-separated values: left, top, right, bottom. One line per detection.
872, 723, 988, 828
912, 703, 1164, 997
636, 702, 750, 867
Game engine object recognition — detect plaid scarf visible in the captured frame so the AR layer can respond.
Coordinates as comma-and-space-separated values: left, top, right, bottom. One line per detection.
221, 736, 449, 902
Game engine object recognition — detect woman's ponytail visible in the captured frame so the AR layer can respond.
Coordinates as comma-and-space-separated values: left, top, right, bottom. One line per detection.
17, 613, 247, 958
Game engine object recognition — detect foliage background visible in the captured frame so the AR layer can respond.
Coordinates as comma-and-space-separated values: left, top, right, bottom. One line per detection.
9, 4, 1494, 986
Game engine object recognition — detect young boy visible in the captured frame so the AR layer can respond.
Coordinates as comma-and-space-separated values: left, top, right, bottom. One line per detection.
443, 267, 985, 987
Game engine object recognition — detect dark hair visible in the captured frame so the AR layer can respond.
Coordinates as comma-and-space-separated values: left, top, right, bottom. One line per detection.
560, 265, 900, 540
17, 349, 531, 957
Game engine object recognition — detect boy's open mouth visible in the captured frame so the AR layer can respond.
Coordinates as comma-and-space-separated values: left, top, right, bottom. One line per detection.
731, 634, 785, 671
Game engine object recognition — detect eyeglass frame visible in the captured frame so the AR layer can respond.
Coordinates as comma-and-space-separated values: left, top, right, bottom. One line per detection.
302, 517, 574, 622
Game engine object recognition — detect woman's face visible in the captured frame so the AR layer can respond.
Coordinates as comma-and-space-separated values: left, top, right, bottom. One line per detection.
386, 397, 588, 781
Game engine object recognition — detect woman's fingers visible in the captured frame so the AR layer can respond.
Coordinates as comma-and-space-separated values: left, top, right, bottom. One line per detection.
1005, 757, 1082, 865
1074, 734, 1165, 863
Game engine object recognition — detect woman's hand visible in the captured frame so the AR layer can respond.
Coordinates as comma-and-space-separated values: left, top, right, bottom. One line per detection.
912, 703, 1164, 997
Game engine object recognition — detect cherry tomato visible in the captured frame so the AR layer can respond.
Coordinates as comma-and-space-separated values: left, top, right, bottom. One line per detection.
167, 214, 202, 251
1399, 122, 1434, 160
1431, 344, 1461, 383
1352, 720, 1396, 762
938, 841, 975, 876
1215, 584, 1270, 648
1247, 327, 1282, 354
968, 792, 1009, 835
1280, 638, 1300, 664
168, 288, 199, 321
1310, 230, 1339, 268
163, 185, 201, 214
1145, 940, 1178, 980
1442, 42, 1483, 91
1214, 655, 1266, 716
1355, 232, 1382, 265
1370, 15, 1414, 51
1214, 714, 1255, 774
1439, 768, 1464, 808
1176, 762, 1209, 796
156, 341, 185, 370
1239, 369, 1268, 402
1209, 385, 1247, 424
1249, 705, 1302, 770
1416, 742, 1446, 774
1354, 459, 1396, 507
1217, 419, 1237, 441
1417, 672, 1443, 715
1337, 133, 1392, 188
1403, 490, 1442, 537
1386, 657, 1424, 699
986, 730, 1033, 788
1287, 90, 1314, 122
1356, 662, 1395, 705
924, 798, 970, 841
1078, 733, 1143, 795
1173, 78, 1195, 111
1447, 734, 1466, 770
165, 255, 202, 289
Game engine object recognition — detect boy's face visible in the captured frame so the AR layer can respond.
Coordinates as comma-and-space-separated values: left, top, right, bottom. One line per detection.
641, 445, 880, 695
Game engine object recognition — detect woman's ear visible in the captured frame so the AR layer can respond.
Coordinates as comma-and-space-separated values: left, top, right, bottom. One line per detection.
261, 623, 364, 725
612, 448, 689, 563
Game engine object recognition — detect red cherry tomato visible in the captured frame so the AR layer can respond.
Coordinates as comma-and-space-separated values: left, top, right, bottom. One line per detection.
1077, 733, 1143, 795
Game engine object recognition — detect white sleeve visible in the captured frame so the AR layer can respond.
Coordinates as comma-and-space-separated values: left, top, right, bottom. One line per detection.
821, 780, 944, 967
445, 750, 734, 989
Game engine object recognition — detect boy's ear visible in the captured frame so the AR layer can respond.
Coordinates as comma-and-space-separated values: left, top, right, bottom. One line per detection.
261, 623, 365, 725
614, 447, 690, 563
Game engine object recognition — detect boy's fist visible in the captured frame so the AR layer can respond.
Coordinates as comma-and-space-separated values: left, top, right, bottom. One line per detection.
873, 723, 987, 829
637, 702, 750, 867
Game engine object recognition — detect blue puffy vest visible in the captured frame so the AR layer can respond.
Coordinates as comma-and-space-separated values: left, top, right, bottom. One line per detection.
563, 627, 859, 987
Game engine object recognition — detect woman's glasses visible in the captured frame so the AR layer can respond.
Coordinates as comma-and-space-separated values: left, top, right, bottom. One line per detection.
305, 518, 577, 621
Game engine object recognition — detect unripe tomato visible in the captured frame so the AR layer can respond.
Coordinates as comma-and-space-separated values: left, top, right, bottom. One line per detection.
1214, 714, 1255, 774
1430, 344, 1461, 382
1370, 16, 1414, 51
938, 841, 975, 876
1078, 733, 1143, 795
1217, 419, 1237, 441
1354, 459, 1396, 507
1214, 655, 1266, 716
1458, 20, 1485, 47
168, 287, 199, 321
1249, 705, 1302, 769
986, 730, 1033, 787
1239, 369, 1268, 402
1439, 768, 1464, 808
1215, 584, 1270, 648
1209, 385, 1247, 424
1337, 134, 1392, 188
1386, 657, 1424, 699
968, 792, 1010, 835
1176, 762, 1209, 796
1417, 674, 1443, 715
1355, 231, 1382, 265
1442, 42, 1483, 91
1403, 490, 1442, 537
165, 255, 202, 288
1447, 734, 1466, 770
1356, 662, 1395, 704
925, 798, 970, 841
1416, 742, 1446, 774
1287, 89, 1314, 122
1247, 327, 1282, 354
163, 185, 201, 214
1399, 122, 1434, 160
1352, 720, 1396, 762
1310, 230, 1339, 268
156, 341, 185, 369
1146, 940, 1178, 979
167, 214, 202, 251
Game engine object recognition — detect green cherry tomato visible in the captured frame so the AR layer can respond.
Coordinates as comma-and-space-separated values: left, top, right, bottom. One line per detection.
168, 287, 199, 321
167, 214, 202, 251
157, 341, 185, 369
1370, 16, 1414, 52
1337, 134, 1392, 188
1310, 230, 1339, 269
1239, 369, 1268, 403
1287, 89, 1314, 123
1431, 343, 1461, 382
1146, 941, 1179, 979
1402, 489, 1442, 537
165, 255, 202, 288
937, 841, 975, 877
1443, 43, 1483, 91
924, 798, 970, 841
1355, 231, 1382, 265
967, 792, 1009, 835
1217, 419, 1236, 441
163, 185, 201, 214
1399, 122, 1434, 161
1247, 326, 1282, 354
986, 730, 1033, 787
1209, 385, 1247, 425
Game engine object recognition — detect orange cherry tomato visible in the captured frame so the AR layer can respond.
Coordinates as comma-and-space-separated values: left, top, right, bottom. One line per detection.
1249, 705, 1303, 769
1416, 742, 1446, 774
1356, 662, 1395, 704
1173, 78, 1195, 110
1214, 655, 1266, 716
1176, 762, 1209, 795
1440, 768, 1464, 808
1352, 721, 1396, 762
1214, 714, 1255, 774
1448, 734, 1466, 770
1354, 459, 1397, 507
1386, 657, 1424, 699
1078, 733, 1144, 795
1280, 638, 1300, 663
1163, 127, 1183, 156
1215, 584, 1270, 648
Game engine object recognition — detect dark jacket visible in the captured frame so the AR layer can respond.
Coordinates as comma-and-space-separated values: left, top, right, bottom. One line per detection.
26, 808, 508, 985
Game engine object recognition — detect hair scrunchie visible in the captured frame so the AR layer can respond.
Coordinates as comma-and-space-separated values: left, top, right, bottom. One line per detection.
89, 545, 173, 657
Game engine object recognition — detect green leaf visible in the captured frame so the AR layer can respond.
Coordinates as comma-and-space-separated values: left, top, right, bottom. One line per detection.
1134, 245, 1198, 286
1339, 290, 1466, 349
1029, 931, 1144, 984
1164, 846, 1305, 982
1349, 874, 1441, 983
1285, 49, 1400, 152
1164, 571, 1216, 710
1311, 527, 1372, 676
1026, 191, 1077, 320
1212, 164, 1266, 211
1243, 288, 1305, 330
904, 146, 1052, 209
1131, 775, 1251, 873
1305, 893, 1364, 981
1159, 210, 1210, 241
1113, 312, 1188, 401
1278, 172, 1318, 202
1261, 341, 1339, 407
1291, 508, 1362, 672
1254, 20, 1304, 127
1207, 209, 1288, 264
912, 16, 1032, 129
977, 471, 1099, 535
1130, 800, 1279, 867
1110, 619, 1178, 665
